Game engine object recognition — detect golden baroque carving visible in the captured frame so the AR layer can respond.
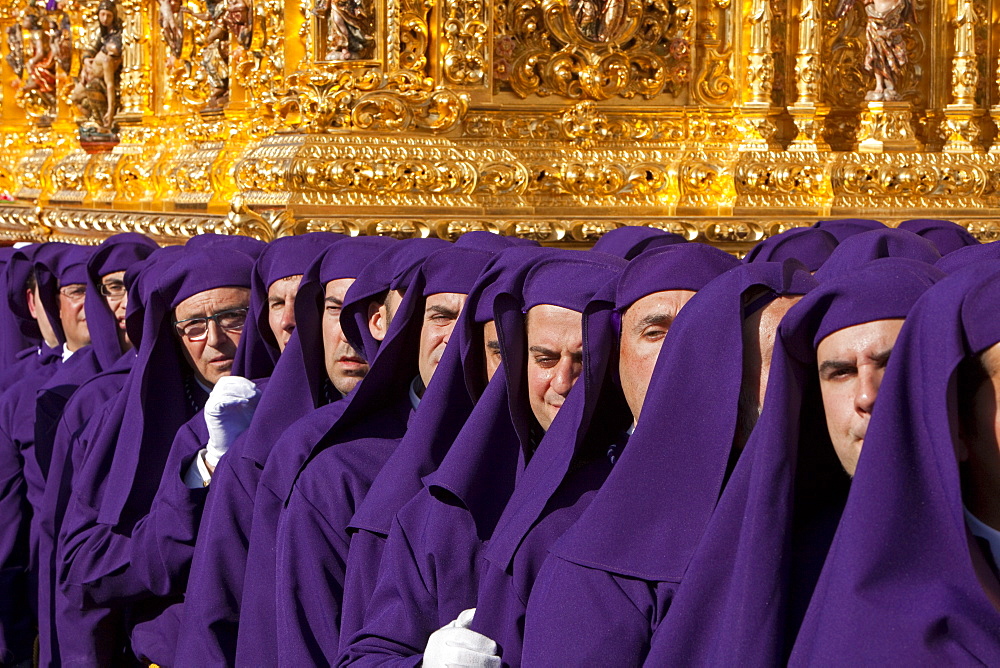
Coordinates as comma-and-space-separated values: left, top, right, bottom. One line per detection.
735, 152, 832, 208
832, 153, 989, 209
277, 69, 467, 133
442, 0, 488, 86
499, 0, 693, 100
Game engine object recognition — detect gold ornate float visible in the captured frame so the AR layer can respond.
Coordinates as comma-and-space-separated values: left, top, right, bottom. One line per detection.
0, 0, 999, 252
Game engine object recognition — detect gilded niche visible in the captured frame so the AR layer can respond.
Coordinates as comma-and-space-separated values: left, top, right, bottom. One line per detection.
313, 0, 376, 62
495, 0, 694, 100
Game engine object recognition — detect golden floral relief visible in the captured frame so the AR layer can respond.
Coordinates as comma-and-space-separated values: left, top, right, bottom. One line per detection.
494, 0, 693, 100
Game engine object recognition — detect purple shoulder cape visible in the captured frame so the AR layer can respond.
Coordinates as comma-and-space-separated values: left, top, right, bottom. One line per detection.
645, 258, 944, 666
790, 260, 1000, 664
550, 260, 817, 580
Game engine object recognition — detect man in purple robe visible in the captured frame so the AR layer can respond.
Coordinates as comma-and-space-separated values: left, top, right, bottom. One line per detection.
789, 260, 1000, 663
233, 238, 448, 666
176, 235, 393, 667
641, 258, 944, 666
0, 242, 92, 667
33, 233, 158, 666
50, 248, 183, 667
338, 246, 553, 650
520, 259, 816, 665
272, 245, 495, 664
57, 246, 255, 665
340, 250, 625, 667
471, 244, 741, 666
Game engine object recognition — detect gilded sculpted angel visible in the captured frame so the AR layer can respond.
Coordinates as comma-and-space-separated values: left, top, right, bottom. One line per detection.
836, 0, 915, 101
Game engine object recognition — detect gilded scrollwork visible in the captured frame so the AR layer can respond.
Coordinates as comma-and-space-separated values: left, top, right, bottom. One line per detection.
276, 69, 467, 133
498, 0, 692, 101
442, 0, 487, 86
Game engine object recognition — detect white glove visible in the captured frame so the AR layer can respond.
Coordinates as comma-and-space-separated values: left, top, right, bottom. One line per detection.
423, 608, 501, 668
204, 376, 261, 468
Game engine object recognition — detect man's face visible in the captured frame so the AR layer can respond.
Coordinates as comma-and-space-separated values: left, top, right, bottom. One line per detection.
27, 283, 58, 348
323, 278, 368, 396
619, 289, 697, 422
483, 320, 501, 382
173, 286, 250, 387
526, 304, 584, 432
417, 292, 466, 388
736, 295, 801, 448
267, 275, 302, 353
58, 283, 90, 352
816, 318, 904, 477
101, 270, 130, 353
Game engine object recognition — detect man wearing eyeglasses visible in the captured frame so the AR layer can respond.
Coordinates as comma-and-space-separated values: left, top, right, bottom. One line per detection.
0, 242, 95, 668
33, 233, 159, 667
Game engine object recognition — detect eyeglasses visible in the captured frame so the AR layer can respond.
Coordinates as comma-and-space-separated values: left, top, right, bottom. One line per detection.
173, 307, 248, 342
59, 285, 87, 303
101, 281, 127, 299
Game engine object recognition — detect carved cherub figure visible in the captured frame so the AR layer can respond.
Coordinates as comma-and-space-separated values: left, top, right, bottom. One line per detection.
836, 0, 915, 101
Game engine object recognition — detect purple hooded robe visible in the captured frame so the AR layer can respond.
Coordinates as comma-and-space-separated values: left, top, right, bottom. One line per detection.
811, 218, 885, 242
338, 246, 554, 650
744, 227, 838, 271
789, 260, 1000, 664
813, 227, 941, 282
473, 244, 741, 666
57, 247, 254, 665
520, 260, 817, 666
33, 234, 158, 665
591, 225, 685, 260
936, 240, 1000, 273
0, 243, 89, 663
174, 235, 396, 667
898, 218, 980, 255
273, 246, 495, 665
232, 233, 344, 379
235, 238, 447, 666
643, 258, 944, 666
49, 247, 182, 667
0, 245, 45, 393
0, 245, 40, 371
339, 250, 625, 666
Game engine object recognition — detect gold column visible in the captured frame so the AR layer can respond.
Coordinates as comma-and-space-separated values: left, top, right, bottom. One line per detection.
737, 0, 779, 151
942, 0, 984, 153
787, 0, 828, 150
